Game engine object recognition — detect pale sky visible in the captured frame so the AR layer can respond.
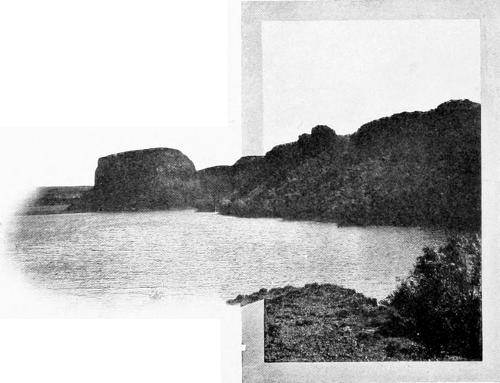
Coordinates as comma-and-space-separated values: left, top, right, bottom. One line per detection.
0, 126, 240, 187
262, 20, 480, 150
0, 0, 233, 187
0, 13, 480, 187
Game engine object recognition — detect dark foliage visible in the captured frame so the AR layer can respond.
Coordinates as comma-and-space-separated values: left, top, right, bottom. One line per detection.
382, 235, 482, 359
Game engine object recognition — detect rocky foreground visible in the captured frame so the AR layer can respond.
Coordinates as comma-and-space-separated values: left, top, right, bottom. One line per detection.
228, 283, 465, 362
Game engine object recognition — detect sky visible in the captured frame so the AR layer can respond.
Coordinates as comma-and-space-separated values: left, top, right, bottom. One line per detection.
0, 12, 480, 187
262, 20, 480, 150
0, 126, 240, 187
0, 0, 233, 187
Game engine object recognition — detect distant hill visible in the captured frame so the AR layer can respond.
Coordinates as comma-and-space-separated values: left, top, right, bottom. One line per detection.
23, 186, 92, 215
207, 100, 480, 230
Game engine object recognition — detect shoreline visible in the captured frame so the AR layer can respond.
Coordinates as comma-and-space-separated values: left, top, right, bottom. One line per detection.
19, 203, 474, 234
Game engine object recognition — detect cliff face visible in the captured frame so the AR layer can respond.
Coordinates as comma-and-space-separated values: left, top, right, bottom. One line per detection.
56, 99, 480, 229
89, 148, 199, 211
194, 157, 265, 211
217, 100, 481, 230
195, 166, 233, 211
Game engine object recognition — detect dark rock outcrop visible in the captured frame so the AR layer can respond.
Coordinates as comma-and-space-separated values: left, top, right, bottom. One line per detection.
218, 100, 481, 230
33, 99, 480, 229
195, 165, 234, 211
86, 148, 199, 211
233, 156, 263, 167
195, 156, 266, 212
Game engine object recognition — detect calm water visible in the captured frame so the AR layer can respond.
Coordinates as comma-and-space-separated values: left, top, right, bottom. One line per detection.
8, 210, 447, 302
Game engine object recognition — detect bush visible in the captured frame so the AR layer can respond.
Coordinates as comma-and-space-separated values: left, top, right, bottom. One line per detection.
384, 234, 481, 359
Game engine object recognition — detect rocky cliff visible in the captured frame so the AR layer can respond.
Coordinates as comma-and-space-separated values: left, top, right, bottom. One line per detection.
195, 165, 233, 211
194, 156, 266, 212
83, 148, 199, 211
44, 100, 480, 230
216, 100, 481, 230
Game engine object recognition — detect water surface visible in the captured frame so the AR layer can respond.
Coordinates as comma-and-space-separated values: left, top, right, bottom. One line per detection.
8, 210, 447, 302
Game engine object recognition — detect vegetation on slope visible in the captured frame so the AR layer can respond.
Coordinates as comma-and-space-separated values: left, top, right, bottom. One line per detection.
382, 234, 481, 359
228, 235, 481, 361
230, 283, 434, 362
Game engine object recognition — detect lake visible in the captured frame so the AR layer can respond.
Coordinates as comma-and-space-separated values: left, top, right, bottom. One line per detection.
7, 210, 447, 303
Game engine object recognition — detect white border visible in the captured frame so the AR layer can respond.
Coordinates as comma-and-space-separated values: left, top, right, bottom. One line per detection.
240, 0, 500, 381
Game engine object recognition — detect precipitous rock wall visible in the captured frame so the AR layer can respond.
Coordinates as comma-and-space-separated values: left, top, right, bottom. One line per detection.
195, 156, 266, 212
63, 99, 480, 229
217, 100, 481, 230
195, 165, 234, 211
89, 148, 199, 211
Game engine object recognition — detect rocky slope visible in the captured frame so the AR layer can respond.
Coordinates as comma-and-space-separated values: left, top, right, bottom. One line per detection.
215, 100, 480, 230
30, 99, 480, 228
228, 283, 464, 362
195, 156, 266, 211
228, 235, 481, 362
195, 165, 233, 211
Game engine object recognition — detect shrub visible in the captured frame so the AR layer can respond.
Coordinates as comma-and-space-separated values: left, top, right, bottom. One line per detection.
384, 234, 481, 359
